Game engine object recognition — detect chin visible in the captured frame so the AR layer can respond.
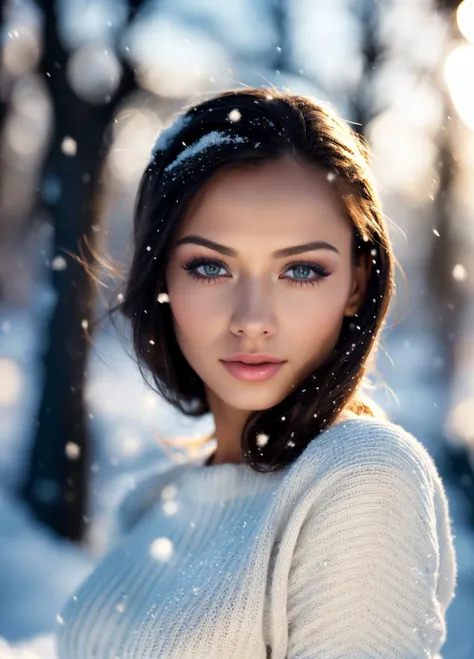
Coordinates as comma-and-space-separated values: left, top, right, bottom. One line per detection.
220, 390, 288, 412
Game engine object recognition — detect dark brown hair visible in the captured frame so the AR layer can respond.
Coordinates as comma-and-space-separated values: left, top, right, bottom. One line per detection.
91, 87, 401, 473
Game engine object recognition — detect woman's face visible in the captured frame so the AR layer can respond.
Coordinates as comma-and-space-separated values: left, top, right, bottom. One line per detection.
165, 156, 370, 414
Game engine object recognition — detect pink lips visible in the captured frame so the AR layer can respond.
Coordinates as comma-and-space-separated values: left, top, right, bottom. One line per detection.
220, 360, 286, 382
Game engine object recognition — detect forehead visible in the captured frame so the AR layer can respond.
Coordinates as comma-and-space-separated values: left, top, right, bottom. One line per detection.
176, 156, 352, 245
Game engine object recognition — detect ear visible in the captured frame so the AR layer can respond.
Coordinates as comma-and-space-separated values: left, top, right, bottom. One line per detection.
343, 252, 372, 317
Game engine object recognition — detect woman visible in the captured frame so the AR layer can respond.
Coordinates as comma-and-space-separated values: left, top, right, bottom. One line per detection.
55, 87, 457, 658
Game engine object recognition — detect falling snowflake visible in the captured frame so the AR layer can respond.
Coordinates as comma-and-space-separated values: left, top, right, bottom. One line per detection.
452, 264, 467, 281
157, 292, 170, 303
228, 109, 242, 122
121, 436, 140, 456
149, 537, 174, 562
65, 442, 81, 460
256, 432, 269, 448
61, 137, 77, 156
51, 255, 67, 271
162, 500, 179, 516
81, 319, 88, 330
433, 229, 440, 237
161, 484, 178, 500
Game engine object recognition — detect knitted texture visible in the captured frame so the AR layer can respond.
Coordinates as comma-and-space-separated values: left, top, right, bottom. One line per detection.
56, 417, 457, 658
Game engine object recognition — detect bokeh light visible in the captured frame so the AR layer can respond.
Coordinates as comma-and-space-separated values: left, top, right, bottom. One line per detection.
67, 42, 122, 104
108, 107, 163, 185
444, 44, 474, 131
126, 14, 232, 98
0, 358, 22, 406
457, 0, 474, 45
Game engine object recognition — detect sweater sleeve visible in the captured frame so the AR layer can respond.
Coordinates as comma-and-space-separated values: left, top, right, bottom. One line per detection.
286, 429, 457, 659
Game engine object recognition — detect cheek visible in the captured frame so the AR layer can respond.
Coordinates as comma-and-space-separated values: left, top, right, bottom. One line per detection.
285, 284, 348, 353
167, 277, 223, 345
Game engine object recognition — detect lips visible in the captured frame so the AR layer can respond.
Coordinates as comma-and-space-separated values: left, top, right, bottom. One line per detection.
222, 353, 285, 365
235, 361, 267, 365
221, 360, 286, 382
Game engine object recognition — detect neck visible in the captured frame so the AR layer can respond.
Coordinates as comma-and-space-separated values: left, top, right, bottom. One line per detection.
205, 388, 251, 466
204, 408, 359, 466
205, 445, 245, 466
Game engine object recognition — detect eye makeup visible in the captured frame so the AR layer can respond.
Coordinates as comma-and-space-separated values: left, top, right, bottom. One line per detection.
182, 256, 331, 287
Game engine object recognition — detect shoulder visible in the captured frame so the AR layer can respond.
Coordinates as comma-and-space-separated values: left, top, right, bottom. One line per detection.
285, 416, 448, 549
297, 416, 439, 491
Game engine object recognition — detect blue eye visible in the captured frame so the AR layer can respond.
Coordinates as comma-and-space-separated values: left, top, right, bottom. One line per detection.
182, 258, 228, 285
285, 263, 330, 285
182, 257, 331, 287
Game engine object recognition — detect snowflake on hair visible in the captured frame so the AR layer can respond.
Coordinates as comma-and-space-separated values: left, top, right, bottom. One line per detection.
164, 131, 249, 173
151, 114, 192, 159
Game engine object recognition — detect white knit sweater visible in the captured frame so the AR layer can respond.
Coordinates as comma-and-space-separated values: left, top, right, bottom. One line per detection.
55, 416, 457, 658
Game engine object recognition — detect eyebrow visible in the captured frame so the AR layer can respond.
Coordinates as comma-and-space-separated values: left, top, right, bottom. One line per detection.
174, 235, 340, 258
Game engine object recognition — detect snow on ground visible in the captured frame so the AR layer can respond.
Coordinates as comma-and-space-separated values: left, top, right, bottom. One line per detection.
0, 633, 57, 658
0, 283, 473, 657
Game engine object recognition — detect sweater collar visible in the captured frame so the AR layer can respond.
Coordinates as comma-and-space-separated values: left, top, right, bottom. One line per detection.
176, 417, 373, 503
177, 452, 285, 502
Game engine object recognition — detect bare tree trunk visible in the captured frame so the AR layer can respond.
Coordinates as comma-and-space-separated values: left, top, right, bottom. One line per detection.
433, 102, 474, 529
351, 0, 381, 135
428, 0, 474, 525
0, 0, 8, 133
0, 0, 13, 301
426, 98, 463, 379
19, 0, 143, 541
427, 0, 466, 384
271, 0, 292, 72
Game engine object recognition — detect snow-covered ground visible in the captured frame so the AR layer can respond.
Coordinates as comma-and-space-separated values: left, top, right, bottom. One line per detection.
0, 278, 473, 658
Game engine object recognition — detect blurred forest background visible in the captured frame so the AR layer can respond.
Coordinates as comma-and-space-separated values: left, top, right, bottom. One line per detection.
1, 0, 474, 656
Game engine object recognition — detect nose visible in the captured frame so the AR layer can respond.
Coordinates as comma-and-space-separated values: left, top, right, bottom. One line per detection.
229, 279, 277, 338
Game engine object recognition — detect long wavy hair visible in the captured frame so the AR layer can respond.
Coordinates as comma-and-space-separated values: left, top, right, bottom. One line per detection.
89, 87, 401, 473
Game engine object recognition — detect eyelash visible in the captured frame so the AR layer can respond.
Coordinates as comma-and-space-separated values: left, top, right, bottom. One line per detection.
182, 257, 331, 287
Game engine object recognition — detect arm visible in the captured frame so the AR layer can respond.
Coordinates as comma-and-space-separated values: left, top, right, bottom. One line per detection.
286, 441, 456, 658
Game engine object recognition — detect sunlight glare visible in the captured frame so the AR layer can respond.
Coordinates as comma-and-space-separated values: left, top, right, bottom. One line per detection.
444, 44, 474, 131
457, 0, 474, 45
